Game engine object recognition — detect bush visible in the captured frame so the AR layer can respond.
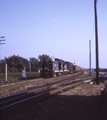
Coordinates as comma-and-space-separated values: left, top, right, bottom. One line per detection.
0, 72, 40, 84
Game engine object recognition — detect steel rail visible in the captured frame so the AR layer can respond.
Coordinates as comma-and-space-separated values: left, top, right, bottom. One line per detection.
0, 71, 84, 98
0, 84, 54, 105
0, 92, 48, 110
0, 92, 32, 104
0, 91, 27, 100
0, 71, 86, 110
0, 77, 94, 110
49, 78, 94, 95
0, 74, 84, 100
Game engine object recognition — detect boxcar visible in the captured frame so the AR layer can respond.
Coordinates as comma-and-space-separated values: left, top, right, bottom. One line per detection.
74, 65, 81, 72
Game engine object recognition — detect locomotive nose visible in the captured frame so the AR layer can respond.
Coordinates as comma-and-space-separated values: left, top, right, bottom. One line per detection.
45, 72, 49, 77
44, 67, 48, 70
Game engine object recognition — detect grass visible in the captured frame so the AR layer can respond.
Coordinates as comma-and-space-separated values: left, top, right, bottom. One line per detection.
0, 73, 74, 94
76, 73, 95, 79
0, 73, 95, 94
0, 72, 40, 84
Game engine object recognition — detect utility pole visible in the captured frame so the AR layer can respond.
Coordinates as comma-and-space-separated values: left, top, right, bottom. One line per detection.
29, 61, 31, 72
5, 64, 7, 81
28, 58, 31, 72
89, 40, 91, 76
24, 67, 26, 77
94, 0, 99, 84
0, 36, 6, 59
0, 36, 5, 45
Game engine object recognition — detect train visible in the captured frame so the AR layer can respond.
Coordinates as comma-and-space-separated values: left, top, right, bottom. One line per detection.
40, 58, 84, 78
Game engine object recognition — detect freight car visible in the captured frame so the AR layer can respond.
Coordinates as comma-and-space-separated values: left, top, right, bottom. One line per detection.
74, 65, 81, 72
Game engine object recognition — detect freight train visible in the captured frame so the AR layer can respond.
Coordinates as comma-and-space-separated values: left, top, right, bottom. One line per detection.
40, 58, 84, 78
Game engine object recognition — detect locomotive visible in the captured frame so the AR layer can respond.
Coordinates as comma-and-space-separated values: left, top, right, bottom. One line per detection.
40, 58, 83, 78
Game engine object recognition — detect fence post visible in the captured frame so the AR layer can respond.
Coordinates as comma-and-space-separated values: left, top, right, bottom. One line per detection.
24, 67, 26, 77
5, 64, 7, 81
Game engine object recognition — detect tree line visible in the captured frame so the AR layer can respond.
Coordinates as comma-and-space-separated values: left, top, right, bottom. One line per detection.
0, 54, 51, 73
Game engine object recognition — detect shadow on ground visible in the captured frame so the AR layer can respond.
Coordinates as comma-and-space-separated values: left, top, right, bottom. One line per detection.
1, 92, 107, 120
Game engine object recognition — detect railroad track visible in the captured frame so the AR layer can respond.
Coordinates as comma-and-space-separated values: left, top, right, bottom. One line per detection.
0, 78, 44, 88
0, 71, 95, 110
0, 71, 83, 98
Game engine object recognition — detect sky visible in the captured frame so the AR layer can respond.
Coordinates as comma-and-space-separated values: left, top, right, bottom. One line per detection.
0, 0, 107, 68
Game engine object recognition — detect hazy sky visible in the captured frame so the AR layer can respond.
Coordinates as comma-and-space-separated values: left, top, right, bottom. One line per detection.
0, 0, 107, 68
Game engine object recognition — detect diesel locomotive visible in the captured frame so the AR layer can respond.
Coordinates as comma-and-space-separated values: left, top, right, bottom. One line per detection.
40, 58, 83, 77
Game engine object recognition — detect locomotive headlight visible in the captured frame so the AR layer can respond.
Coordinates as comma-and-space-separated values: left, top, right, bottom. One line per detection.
45, 67, 48, 70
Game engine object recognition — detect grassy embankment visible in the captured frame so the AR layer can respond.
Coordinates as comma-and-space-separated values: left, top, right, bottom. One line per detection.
0, 73, 95, 94
0, 73, 74, 94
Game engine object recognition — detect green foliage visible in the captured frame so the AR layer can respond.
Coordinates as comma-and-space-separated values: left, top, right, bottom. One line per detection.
5, 55, 29, 72
0, 60, 6, 72
30, 58, 39, 72
26, 72, 40, 78
38, 54, 51, 68
0, 54, 51, 73
0, 72, 40, 84
0, 55, 29, 73
0, 77, 18, 84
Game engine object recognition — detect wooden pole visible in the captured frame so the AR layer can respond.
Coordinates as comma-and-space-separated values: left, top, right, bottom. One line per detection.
94, 0, 99, 84
29, 62, 31, 72
24, 67, 26, 77
5, 64, 7, 81
89, 40, 91, 76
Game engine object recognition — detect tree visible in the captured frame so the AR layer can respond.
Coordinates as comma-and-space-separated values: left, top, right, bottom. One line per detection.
0, 54, 51, 73
38, 54, 51, 68
29, 58, 39, 72
5, 55, 29, 72
0, 60, 6, 73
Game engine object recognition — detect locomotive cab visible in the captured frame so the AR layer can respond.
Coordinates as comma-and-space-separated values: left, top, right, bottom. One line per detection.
40, 61, 59, 77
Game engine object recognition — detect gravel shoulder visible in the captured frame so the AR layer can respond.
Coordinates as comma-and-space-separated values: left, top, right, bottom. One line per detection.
1, 80, 107, 120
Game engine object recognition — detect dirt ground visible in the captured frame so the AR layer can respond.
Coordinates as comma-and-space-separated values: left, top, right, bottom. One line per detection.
1, 80, 107, 120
